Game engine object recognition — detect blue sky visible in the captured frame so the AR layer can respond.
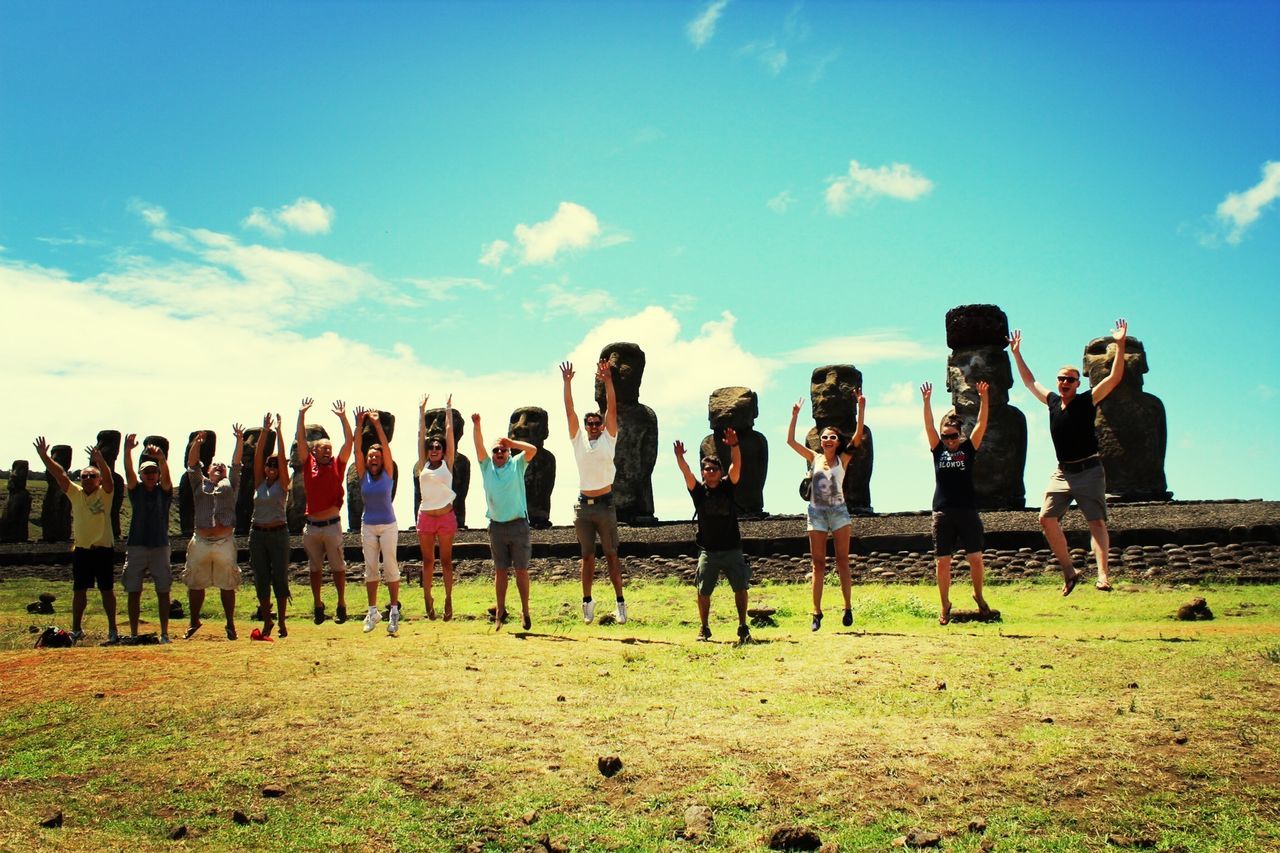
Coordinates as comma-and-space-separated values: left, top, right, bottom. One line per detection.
2, 0, 1277, 526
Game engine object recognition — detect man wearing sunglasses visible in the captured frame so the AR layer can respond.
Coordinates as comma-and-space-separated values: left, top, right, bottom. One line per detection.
472, 412, 539, 631
1010, 319, 1129, 595
560, 359, 626, 625
34, 436, 120, 644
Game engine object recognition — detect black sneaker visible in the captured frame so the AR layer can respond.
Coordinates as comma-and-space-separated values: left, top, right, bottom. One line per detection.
842, 609, 853, 627
313, 604, 327, 625
335, 605, 348, 625
737, 624, 751, 644
697, 625, 711, 642
811, 612, 823, 632
522, 613, 532, 631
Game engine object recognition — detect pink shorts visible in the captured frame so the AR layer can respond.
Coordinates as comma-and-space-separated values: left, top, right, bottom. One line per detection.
416, 509, 458, 537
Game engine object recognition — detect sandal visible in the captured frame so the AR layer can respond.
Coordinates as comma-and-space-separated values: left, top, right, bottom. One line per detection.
183, 621, 202, 640
1095, 580, 1113, 592
443, 598, 453, 622
973, 594, 991, 615
1062, 570, 1082, 597
426, 597, 437, 621
939, 603, 952, 626
810, 612, 823, 632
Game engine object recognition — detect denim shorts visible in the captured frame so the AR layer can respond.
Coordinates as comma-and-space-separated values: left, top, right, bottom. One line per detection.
806, 503, 852, 533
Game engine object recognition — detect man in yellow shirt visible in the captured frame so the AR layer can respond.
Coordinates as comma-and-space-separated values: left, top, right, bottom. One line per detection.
35, 436, 120, 644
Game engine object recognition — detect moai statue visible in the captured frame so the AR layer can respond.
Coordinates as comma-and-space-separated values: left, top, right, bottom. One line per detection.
40, 444, 74, 542
94, 430, 126, 541
179, 431, 216, 535
415, 408, 470, 529
699, 387, 769, 517
287, 424, 330, 535
509, 406, 556, 529
234, 427, 267, 535
0, 460, 32, 543
1084, 335, 1171, 501
347, 411, 398, 532
596, 342, 658, 525
805, 365, 874, 513
944, 304, 1027, 509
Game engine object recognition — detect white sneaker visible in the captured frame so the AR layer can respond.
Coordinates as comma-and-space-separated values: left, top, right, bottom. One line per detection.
388, 604, 400, 634
583, 599, 596, 624
362, 607, 382, 633
615, 601, 628, 624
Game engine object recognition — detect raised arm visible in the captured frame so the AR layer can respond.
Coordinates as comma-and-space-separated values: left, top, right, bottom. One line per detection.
444, 395, 456, 470
724, 427, 743, 485
295, 397, 313, 466
333, 400, 354, 468
150, 442, 173, 493
848, 389, 867, 449
560, 362, 579, 440
417, 394, 430, 471
351, 407, 368, 478
273, 414, 289, 494
1088, 318, 1129, 404
921, 383, 940, 449
1008, 329, 1050, 404
673, 440, 698, 491
970, 381, 991, 450
33, 436, 71, 494
369, 410, 393, 476
499, 435, 538, 464
599, 359, 618, 438
124, 433, 139, 490
254, 412, 270, 488
230, 423, 246, 473
187, 431, 205, 472
90, 445, 114, 495
786, 399, 816, 463
471, 413, 486, 462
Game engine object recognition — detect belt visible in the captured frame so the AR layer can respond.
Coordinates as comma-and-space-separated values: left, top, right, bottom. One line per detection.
307, 517, 340, 527
578, 492, 613, 506
1059, 456, 1102, 474
253, 522, 287, 531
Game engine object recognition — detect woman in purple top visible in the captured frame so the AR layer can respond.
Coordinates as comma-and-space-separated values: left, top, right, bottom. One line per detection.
353, 408, 400, 635
921, 380, 991, 625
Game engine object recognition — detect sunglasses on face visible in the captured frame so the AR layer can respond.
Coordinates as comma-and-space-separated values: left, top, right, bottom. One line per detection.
81, 473, 99, 480
941, 433, 961, 440
1057, 376, 1079, 384
491, 448, 508, 455
428, 444, 444, 452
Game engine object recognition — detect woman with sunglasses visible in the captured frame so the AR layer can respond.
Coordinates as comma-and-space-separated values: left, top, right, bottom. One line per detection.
354, 407, 400, 634
249, 413, 291, 637
471, 411, 538, 631
786, 389, 866, 631
415, 394, 456, 620
921, 381, 991, 625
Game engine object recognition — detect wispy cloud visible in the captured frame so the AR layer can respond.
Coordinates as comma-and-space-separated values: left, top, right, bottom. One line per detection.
808, 49, 840, 83
1214, 160, 1280, 246
408, 277, 492, 300
36, 235, 98, 247
782, 331, 941, 365
528, 283, 617, 319
481, 202, 625, 269
767, 190, 795, 214
687, 0, 729, 49
825, 160, 934, 214
242, 197, 336, 237
741, 39, 788, 75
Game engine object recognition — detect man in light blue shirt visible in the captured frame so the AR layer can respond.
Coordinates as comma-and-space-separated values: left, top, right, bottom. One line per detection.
472, 412, 538, 632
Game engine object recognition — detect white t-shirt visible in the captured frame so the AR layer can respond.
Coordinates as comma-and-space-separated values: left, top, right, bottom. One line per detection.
416, 462, 456, 512
572, 429, 617, 492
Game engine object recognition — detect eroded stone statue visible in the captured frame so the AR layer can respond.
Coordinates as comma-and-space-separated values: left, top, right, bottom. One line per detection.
417, 408, 470, 529
347, 411, 398, 532
805, 365, 874, 513
40, 444, 73, 542
509, 406, 556, 529
1084, 335, 1171, 501
96, 430, 126, 541
1, 460, 32, 543
596, 342, 658, 525
287, 424, 329, 535
179, 431, 216, 535
944, 304, 1027, 509
700, 387, 768, 517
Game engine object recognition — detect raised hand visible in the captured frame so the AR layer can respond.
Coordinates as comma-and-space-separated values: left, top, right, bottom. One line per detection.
976, 380, 990, 398
353, 405, 369, 423
723, 427, 739, 447
299, 397, 314, 413
124, 433, 139, 451
84, 444, 100, 462
419, 394, 430, 413
368, 410, 380, 422
1112, 317, 1128, 341
920, 382, 933, 401
262, 412, 272, 430
673, 440, 686, 457
194, 431, 207, 445
497, 437, 513, 449
1007, 329, 1023, 355
274, 414, 283, 432
33, 436, 50, 458
560, 361, 574, 382
471, 413, 481, 425
855, 388, 866, 409
596, 360, 612, 383
791, 398, 803, 418
331, 400, 346, 418
232, 423, 245, 441
445, 394, 452, 411
145, 444, 166, 460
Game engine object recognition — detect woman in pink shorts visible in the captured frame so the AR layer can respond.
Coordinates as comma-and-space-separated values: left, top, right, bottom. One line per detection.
415, 394, 457, 620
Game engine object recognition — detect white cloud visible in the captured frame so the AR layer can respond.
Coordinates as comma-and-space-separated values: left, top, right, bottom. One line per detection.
36, 235, 96, 247
825, 160, 934, 214
478, 239, 510, 269
242, 197, 335, 236
687, 0, 729, 48
409, 277, 492, 300
808, 49, 840, 83
1255, 383, 1277, 401
529, 283, 617, 319
482, 202, 623, 269
767, 190, 795, 214
782, 332, 941, 365
1215, 160, 1280, 245
741, 39, 788, 75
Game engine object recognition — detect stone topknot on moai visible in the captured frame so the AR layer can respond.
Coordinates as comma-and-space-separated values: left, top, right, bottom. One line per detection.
417, 407, 470, 529
945, 304, 1027, 509
1083, 335, 1171, 501
1, 460, 32, 543
806, 365, 874, 512
95, 430, 126, 540
40, 444, 73, 542
347, 411, 398, 532
596, 342, 658, 525
509, 406, 556, 529
179, 431, 216, 535
700, 387, 769, 517
287, 424, 329, 534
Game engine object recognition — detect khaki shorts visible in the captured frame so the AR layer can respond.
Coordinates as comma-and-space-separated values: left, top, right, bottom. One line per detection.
573, 500, 619, 557
1041, 463, 1108, 522
695, 549, 751, 596
184, 535, 241, 591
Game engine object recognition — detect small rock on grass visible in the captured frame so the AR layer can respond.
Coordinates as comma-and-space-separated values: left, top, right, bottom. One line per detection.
39, 810, 62, 829
168, 825, 188, 840
1175, 598, 1213, 621
681, 805, 712, 840
232, 810, 250, 825
905, 829, 942, 848
535, 834, 569, 853
521, 809, 537, 825
765, 825, 822, 850
1106, 833, 1157, 848
261, 784, 286, 798
1174, 734, 1188, 745
597, 755, 623, 778
968, 817, 987, 833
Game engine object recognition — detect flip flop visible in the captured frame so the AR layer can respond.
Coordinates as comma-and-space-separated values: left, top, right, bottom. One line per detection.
1062, 571, 1083, 597
1095, 581, 1113, 592
939, 604, 952, 626
973, 594, 992, 615
183, 621, 202, 640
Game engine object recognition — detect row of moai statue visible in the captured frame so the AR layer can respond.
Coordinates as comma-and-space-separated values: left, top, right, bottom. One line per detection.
0, 315, 1169, 543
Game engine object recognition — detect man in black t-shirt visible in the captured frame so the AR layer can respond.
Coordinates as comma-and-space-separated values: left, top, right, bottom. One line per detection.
1010, 319, 1129, 595
675, 427, 750, 643
921, 380, 992, 625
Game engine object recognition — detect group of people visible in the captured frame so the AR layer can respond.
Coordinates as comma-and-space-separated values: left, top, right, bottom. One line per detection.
31, 320, 1130, 642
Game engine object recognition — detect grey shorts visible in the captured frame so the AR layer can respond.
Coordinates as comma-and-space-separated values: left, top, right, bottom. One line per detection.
931, 509, 984, 557
573, 500, 619, 557
1042, 463, 1108, 522
695, 549, 751, 597
488, 518, 532, 571
122, 545, 173, 593
249, 526, 291, 601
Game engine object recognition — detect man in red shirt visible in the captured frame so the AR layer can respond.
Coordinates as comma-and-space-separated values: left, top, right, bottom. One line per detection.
296, 397, 355, 624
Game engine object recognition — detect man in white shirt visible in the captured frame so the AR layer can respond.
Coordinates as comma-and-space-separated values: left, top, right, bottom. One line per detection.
561, 360, 627, 624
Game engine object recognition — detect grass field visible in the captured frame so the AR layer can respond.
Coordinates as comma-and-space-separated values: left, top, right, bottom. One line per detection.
2, 576, 1278, 851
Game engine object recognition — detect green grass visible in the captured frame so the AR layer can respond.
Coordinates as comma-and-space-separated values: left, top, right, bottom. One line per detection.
1, 577, 1278, 850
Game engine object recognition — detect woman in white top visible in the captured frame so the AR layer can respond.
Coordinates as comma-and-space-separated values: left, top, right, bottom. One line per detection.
415, 394, 457, 620
786, 390, 865, 632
